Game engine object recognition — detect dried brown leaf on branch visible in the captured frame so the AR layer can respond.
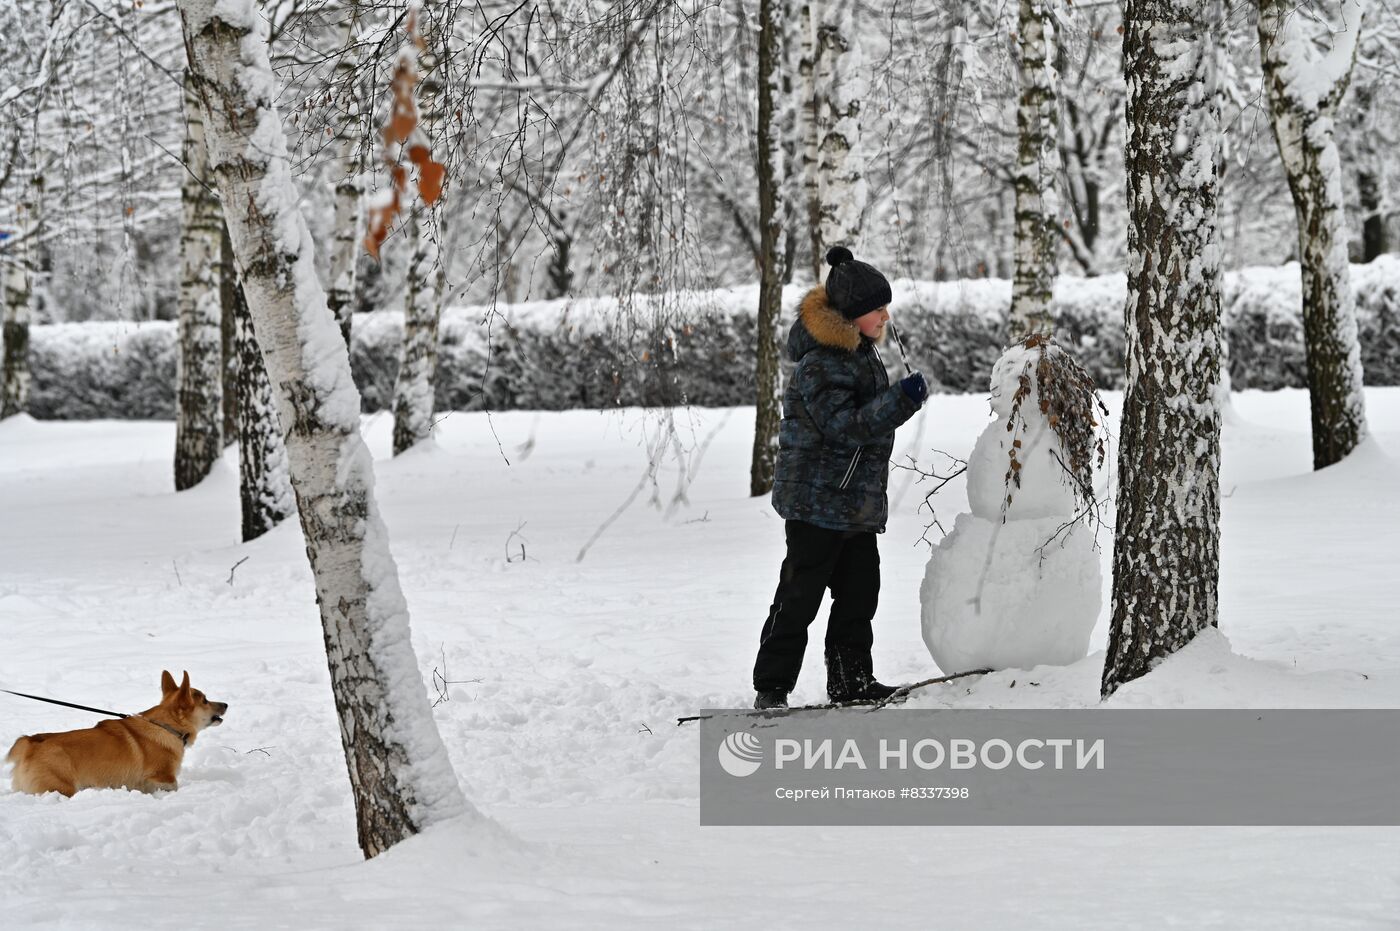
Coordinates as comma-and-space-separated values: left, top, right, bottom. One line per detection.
362, 9, 447, 259
1000, 334, 1113, 546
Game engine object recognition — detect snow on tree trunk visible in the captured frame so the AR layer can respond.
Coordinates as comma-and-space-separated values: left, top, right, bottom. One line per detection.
798, 0, 822, 281
326, 155, 361, 348
175, 69, 225, 490
392, 210, 444, 455
1258, 0, 1369, 470
230, 269, 293, 542
751, 0, 786, 497
1009, 0, 1061, 340
1102, 0, 1226, 699
324, 5, 365, 349
391, 30, 444, 457
177, 0, 470, 856
815, 2, 865, 260
1, 196, 32, 420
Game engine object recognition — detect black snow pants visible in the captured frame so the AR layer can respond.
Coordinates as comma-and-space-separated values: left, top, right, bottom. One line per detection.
752, 519, 880, 697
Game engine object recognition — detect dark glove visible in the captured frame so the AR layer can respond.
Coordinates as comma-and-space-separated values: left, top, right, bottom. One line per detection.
900, 372, 928, 404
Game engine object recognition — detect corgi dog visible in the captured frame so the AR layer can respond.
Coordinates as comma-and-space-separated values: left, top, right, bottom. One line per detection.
5, 671, 227, 796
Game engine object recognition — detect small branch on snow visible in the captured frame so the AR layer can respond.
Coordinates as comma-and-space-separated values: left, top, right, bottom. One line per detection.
505, 521, 530, 563
431, 645, 482, 706
676, 669, 994, 724
227, 556, 249, 586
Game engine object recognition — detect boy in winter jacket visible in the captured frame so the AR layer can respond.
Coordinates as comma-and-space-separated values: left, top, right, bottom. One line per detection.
753, 247, 929, 710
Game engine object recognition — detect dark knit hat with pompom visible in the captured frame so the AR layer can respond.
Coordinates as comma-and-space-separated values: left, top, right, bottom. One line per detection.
823, 246, 892, 320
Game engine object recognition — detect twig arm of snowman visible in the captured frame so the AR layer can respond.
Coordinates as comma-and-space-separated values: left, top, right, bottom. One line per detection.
794, 358, 920, 446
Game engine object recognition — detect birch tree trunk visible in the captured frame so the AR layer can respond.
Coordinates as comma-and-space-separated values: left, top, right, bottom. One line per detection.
391, 27, 444, 456
1, 195, 32, 420
230, 266, 294, 542
1102, 0, 1225, 699
353, 249, 384, 315
221, 225, 239, 444
929, 2, 972, 280
392, 210, 444, 455
174, 69, 225, 490
324, 4, 364, 348
798, 0, 822, 281
1258, 0, 1369, 469
751, 0, 786, 497
778, 4, 800, 285
545, 206, 574, 298
814, 2, 864, 260
1009, 0, 1061, 339
326, 156, 361, 347
178, 0, 470, 856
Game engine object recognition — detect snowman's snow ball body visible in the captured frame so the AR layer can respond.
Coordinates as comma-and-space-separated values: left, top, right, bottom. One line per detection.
920, 344, 1101, 673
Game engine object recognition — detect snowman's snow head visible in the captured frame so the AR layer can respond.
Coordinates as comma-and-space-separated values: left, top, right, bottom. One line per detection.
988, 343, 1042, 420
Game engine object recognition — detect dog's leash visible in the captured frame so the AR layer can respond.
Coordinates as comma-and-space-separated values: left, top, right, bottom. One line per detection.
2, 688, 189, 745
1, 688, 129, 718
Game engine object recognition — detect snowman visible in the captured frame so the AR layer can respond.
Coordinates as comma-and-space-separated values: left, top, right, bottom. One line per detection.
920, 337, 1104, 673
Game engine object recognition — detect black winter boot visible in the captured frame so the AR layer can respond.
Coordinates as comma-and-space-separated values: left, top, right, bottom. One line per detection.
754, 689, 789, 710
850, 680, 899, 702
826, 650, 897, 703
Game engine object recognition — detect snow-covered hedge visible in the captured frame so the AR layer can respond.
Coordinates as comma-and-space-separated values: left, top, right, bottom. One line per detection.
15, 258, 1400, 419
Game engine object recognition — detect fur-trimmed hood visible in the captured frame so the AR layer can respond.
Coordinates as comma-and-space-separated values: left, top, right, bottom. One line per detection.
787, 285, 863, 362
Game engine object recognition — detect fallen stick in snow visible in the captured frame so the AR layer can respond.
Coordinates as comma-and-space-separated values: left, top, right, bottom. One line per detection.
676, 669, 994, 725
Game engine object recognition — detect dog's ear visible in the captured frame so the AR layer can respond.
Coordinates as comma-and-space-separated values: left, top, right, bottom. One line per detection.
161, 670, 178, 695
178, 670, 191, 698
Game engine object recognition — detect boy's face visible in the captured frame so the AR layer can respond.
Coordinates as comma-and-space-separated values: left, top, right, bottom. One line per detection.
855, 305, 890, 341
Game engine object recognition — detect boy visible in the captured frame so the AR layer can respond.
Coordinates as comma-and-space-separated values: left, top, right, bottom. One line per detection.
753, 246, 928, 710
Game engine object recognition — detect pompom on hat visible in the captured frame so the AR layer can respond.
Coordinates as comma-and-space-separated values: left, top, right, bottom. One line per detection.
823, 246, 892, 321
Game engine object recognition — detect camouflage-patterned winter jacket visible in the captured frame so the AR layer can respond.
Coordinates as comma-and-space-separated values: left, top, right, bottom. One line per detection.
771, 286, 920, 533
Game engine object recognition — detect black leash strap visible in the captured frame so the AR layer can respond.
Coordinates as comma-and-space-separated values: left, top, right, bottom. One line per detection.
2, 688, 189, 744
1, 688, 128, 719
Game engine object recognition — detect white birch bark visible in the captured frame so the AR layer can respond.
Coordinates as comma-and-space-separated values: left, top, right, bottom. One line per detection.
324, 3, 364, 348
326, 152, 361, 348
814, 2, 865, 263
1258, 0, 1368, 469
1102, 0, 1225, 698
392, 209, 443, 455
175, 69, 225, 490
1008, 0, 1061, 339
751, 0, 786, 496
391, 26, 444, 456
177, 0, 470, 856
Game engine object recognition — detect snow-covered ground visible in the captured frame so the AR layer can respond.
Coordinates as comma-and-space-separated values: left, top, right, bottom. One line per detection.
2, 388, 1399, 929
